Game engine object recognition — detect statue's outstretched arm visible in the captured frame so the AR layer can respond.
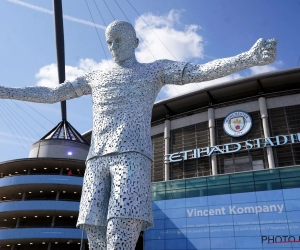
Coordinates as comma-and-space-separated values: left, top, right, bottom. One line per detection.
182, 38, 277, 84
0, 80, 90, 104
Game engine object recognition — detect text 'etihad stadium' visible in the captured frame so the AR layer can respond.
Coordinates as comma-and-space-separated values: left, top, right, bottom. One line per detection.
166, 133, 300, 162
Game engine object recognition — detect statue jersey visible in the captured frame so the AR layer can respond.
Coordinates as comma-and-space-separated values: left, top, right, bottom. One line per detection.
74, 60, 187, 161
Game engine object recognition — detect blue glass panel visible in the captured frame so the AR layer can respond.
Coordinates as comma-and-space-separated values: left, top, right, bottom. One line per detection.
286, 211, 300, 223
151, 182, 165, 192
254, 169, 279, 181
165, 198, 186, 209
281, 177, 300, 189
256, 189, 283, 202
152, 191, 165, 201
255, 179, 282, 191
152, 200, 165, 211
144, 229, 165, 240
282, 188, 300, 200
165, 217, 186, 229
231, 182, 255, 194
153, 209, 166, 220
230, 171, 254, 183
209, 214, 233, 227
166, 179, 185, 190
260, 223, 290, 235
232, 213, 259, 225
186, 187, 207, 198
258, 211, 288, 224
186, 177, 207, 188
287, 222, 300, 235
164, 229, 186, 240
144, 239, 165, 250
210, 237, 235, 249
209, 226, 234, 237
284, 199, 300, 211
235, 236, 263, 249
186, 238, 210, 250
186, 196, 208, 208
186, 216, 209, 228
165, 238, 186, 249
208, 194, 231, 206
279, 166, 300, 179
207, 184, 230, 196
152, 219, 164, 229
186, 227, 210, 238
207, 175, 229, 186
166, 189, 185, 200
234, 225, 262, 236
231, 191, 256, 204
164, 208, 186, 219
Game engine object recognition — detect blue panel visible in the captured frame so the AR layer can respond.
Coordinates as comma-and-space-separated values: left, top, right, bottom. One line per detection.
186, 238, 210, 249
209, 214, 233, 226
164, 229, 186, 239
207, 194, 231, 206
285, 199, 300, 211
186, 196, 208, 208
165, 198, 186, 209
186, 227, 209, 239
234, 225, 262, 236
165, 238, 186, 249
164, 207, 186, 218
152, 200, 165, 211
151, 219, 164, 229
256, 189, 283, 202
144, 229, 165, 240
287, 222, 300, 235
0, 175, 83, 187
186, 216, 209, 228
210, 237, 235, 249
165, 217, 186, 229
231, 191, 256, 204
0, 200, 79, 213
0, 228, 86, 240
258, 211, 288, 223
232, 213, 259, 225
153, 209, 166, 220
282, 188, 300, 200
286, 211, 300, 223
235, 236, 263, 249
144, 239, 165, 250
260, 223, 290, 235
209, 226, 234, 237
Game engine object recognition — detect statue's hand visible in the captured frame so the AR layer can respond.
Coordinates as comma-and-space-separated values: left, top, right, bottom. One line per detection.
248, 38, 277, 66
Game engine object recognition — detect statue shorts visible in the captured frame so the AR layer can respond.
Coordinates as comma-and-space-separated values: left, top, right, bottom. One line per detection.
77, 152, 153, 231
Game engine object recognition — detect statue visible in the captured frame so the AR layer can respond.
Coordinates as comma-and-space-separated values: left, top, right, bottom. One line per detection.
0, 20, 276, 249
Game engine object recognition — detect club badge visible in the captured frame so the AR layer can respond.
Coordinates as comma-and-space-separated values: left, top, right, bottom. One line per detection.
223, 110, 252, 137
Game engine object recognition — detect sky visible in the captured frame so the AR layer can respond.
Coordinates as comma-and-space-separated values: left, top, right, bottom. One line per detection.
0, 0, 299, 162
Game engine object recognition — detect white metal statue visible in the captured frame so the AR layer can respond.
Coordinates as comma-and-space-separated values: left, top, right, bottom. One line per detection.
0, 20, 276, 249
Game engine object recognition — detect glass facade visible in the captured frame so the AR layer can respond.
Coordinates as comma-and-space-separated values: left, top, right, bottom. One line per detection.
146, 166, 300, 250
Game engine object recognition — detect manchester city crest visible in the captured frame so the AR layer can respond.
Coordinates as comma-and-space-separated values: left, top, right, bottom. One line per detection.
223, 111, 252, 137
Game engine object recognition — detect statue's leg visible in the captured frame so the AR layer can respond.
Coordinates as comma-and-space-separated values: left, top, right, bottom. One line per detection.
106, 217, 143, 250
85, 225, 107, 250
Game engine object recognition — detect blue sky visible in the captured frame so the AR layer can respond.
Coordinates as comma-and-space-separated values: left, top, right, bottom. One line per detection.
0, 0, 299, 162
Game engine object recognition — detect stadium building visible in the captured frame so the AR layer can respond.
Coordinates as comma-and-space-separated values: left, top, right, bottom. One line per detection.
1, 67, 300, 249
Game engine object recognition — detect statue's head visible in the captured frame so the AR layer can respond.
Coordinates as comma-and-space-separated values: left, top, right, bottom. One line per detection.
105, 20, 139, 63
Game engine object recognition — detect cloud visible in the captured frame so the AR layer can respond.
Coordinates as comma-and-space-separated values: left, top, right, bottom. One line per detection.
6, 0, 105, 29
134, 10, 204, 62
36, 59, 112, 87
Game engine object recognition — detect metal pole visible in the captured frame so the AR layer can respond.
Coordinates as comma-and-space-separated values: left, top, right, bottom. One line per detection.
53, 0, 67, 120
